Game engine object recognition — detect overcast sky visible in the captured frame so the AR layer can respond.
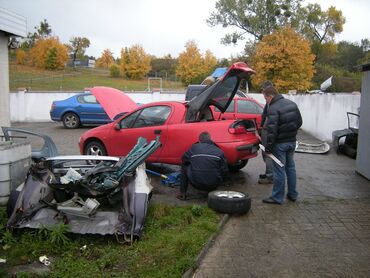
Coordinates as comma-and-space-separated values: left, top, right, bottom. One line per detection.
1, 0, 369, 59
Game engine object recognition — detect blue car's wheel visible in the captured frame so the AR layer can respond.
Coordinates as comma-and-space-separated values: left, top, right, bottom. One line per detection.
62, 112, 80, 129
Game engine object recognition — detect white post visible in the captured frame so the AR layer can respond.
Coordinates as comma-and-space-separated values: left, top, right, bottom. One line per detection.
0, 32, 10, 132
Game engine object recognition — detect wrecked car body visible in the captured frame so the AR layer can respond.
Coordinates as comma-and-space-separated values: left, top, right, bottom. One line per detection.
6, 134, 161, 242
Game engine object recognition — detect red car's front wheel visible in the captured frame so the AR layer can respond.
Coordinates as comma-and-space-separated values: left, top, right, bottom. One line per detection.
84, 140, 107, 156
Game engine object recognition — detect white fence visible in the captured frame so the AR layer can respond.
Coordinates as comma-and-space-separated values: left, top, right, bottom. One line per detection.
9, 90, 361, 142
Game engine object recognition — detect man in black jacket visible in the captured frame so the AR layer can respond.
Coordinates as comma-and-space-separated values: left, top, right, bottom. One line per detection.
261, 85, 302, 204
177, 131, 228, 201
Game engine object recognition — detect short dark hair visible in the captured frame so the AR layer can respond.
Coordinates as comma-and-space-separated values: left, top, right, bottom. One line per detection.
199, 131, 211, 142
260, 80, 273, 93
262, 85, 279, 97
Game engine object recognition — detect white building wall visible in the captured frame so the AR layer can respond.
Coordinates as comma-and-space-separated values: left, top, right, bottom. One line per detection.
9, 91, 361, 142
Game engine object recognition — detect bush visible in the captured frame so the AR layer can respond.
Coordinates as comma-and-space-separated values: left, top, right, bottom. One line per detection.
109, 64, 120, 77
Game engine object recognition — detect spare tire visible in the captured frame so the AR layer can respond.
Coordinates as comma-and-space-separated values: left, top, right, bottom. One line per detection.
208, 191, 251, 214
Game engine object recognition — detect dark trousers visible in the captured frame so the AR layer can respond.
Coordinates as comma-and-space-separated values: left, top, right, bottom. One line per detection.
180, 164, 218, 195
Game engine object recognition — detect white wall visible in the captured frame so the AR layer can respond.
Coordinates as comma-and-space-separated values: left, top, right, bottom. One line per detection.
10, 91, 361, 142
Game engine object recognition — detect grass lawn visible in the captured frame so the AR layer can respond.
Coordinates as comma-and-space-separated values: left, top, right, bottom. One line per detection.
9, 64, 185, 92
0, 204, 220, 277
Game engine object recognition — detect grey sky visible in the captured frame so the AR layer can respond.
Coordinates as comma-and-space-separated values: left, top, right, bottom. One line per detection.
1, 0, 369, 59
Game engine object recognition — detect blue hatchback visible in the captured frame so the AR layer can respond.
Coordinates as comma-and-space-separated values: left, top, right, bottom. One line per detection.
50, 93, 112, 129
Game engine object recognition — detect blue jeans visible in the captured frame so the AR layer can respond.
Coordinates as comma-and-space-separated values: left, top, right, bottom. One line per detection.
271, 142, 298, 203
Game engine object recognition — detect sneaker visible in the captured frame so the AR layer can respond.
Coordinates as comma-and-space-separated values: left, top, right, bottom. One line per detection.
262, 197, 281, 204
258, 177, 273, 184
286, 195, 297, 202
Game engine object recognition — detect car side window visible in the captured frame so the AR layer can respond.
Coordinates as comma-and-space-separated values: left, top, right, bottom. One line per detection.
132, 106, 171, 128
237, 100, 263, 114
120, 110, 141, 129
78, 94, 98, 104
214, 100, 234, 113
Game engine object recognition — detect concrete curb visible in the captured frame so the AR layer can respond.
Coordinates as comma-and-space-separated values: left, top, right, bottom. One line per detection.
182, 213, 230, 278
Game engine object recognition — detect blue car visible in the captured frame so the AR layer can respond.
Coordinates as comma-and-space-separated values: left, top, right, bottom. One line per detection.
50, 92, 112, 129
50, 86, 139, 129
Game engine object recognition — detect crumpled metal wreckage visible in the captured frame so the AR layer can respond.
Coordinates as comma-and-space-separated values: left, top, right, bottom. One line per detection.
6, 134, 161, 243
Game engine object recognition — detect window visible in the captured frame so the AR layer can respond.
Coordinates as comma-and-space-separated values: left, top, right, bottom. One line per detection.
77, 94, 98, 104
214, 100, 235, 113
237, 100, 263, 114
120, 110, 141, 129
120, 106, 171, 129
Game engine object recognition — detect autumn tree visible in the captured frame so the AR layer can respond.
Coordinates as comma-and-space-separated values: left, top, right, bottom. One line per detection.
120, 44, 151, 79
252, 27, 315, 92
28, 37, 68, 70
15, 49, 26, 65
21, 19, 52, 49
67, 37, 91, 63
299, 4, 345, 61
203, 50, 218, 75
207, 0, 303, 44
176, 40, 217, 85
96, 49, 115, 68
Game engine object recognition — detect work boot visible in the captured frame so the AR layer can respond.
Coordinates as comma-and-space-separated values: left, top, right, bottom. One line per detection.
258, 177, 273, 184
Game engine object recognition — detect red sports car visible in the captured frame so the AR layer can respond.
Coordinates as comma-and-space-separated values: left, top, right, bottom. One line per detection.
79, 62, 260, 171
211, 96, 264, 128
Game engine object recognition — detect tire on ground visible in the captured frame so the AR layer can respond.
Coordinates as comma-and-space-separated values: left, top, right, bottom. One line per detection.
208, 190, 251, 214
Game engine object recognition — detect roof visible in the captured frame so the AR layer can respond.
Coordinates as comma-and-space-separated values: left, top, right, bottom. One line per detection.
0, 7, 26, 37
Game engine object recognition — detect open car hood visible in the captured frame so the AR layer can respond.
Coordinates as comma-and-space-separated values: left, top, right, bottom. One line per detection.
186, 62, 255, 122
90, 86, 138, 120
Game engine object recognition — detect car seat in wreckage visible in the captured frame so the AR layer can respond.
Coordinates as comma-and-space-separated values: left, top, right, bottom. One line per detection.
7, 137, 161, 242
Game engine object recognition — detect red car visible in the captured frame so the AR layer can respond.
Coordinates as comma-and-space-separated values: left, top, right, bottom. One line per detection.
79, 62, 260, 171
211, 96, 264, 128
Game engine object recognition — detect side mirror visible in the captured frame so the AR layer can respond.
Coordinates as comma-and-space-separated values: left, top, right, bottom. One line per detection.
114, 123, 120, 130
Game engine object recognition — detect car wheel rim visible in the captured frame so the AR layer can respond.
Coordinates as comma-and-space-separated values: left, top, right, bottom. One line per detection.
214, 191, 245, 199
65, 115, 77, 128
88, 146, 103, 156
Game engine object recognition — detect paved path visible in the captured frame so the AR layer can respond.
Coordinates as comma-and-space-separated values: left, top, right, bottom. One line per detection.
193, 131, 370, 278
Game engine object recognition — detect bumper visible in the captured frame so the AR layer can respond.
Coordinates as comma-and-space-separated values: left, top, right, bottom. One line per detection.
221, 141, 260, 164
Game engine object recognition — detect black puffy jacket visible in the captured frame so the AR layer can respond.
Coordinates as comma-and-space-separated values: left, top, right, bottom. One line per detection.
265, 95, 302, 153
182, 139, 228, 187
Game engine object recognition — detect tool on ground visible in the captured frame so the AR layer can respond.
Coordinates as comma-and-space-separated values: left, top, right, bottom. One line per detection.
259, 144, 284, 167
145, 169, 181, 186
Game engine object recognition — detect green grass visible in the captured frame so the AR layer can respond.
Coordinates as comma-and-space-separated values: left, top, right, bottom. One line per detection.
9, 64, 185, 92
0, 204, 220, 277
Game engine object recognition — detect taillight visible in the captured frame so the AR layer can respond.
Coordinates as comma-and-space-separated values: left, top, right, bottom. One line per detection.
228, 123, 246, 134
50, 102, 56, 112
228, 119, 256, 134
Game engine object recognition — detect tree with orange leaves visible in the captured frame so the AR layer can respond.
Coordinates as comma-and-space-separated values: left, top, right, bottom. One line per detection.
28, 37, 68, 70
252, 27, 315, 92
96, 49, 115, 68
176, 40, 217, 85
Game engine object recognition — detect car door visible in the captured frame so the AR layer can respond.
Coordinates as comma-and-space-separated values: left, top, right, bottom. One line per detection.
75, 94, 110, 124
106, 105, 171, 160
